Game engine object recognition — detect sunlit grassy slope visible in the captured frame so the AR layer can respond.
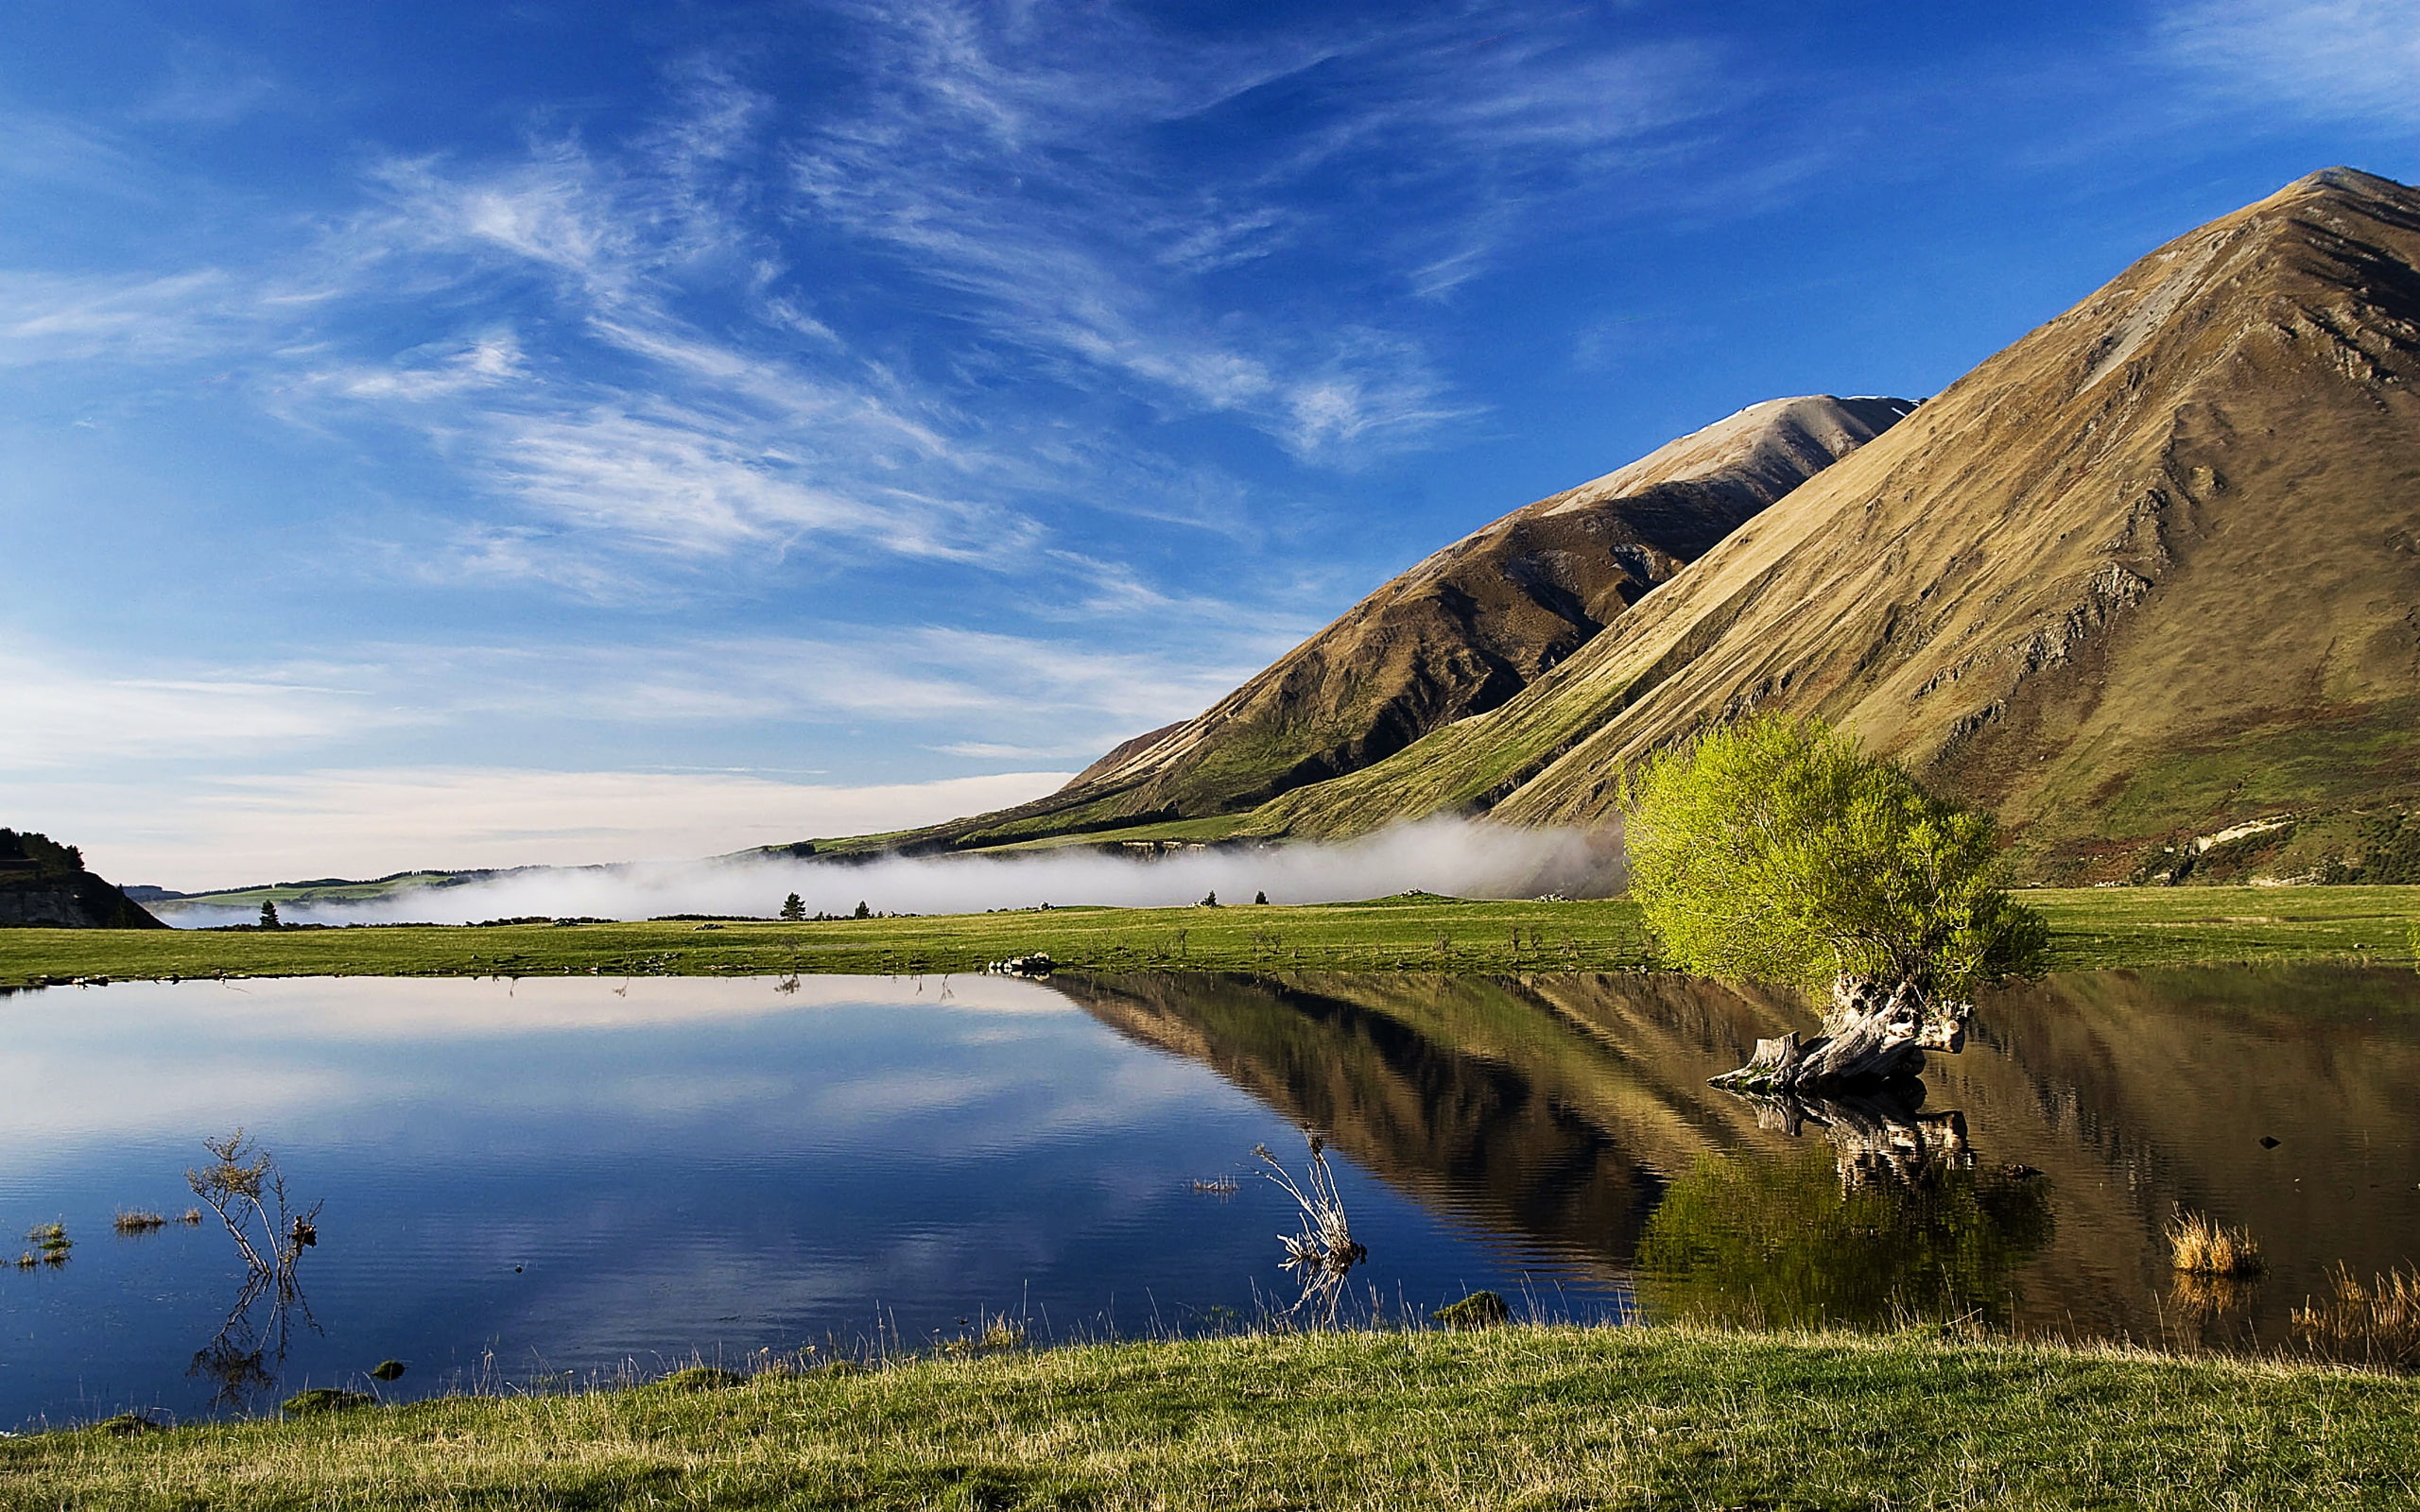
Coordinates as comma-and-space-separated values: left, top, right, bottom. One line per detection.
0, 886, 2413, 986
8, 1327, 2420, 1510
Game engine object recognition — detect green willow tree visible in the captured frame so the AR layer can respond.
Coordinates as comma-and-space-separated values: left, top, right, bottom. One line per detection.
1619, 714, 2046, 1004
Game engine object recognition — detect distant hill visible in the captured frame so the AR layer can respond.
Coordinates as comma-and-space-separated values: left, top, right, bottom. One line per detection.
140, 867, 562, 919
821, 394, 1910, 855
1248, 168, 2420, 883
0, 830, 166, 929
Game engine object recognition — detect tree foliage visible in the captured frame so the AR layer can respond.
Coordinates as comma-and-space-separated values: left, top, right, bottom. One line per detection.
1619, 715, 2047, 1000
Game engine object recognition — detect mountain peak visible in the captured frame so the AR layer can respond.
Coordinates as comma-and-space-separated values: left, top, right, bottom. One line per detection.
1535, 396, 1917, 521
2274, 164, 2415, 207
1250, 169, 2420, 883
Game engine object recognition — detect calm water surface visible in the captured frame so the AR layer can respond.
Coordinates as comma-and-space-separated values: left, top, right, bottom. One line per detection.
2, 965, 2415, 1428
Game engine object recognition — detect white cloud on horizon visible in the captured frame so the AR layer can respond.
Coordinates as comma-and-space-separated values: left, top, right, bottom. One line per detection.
0, 621, 1273, 782
141, 814, 1621, 924
21, 765, 1077, 888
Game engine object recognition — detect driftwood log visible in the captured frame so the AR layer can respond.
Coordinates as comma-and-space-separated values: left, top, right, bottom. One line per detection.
1712, 976, 1970, 1094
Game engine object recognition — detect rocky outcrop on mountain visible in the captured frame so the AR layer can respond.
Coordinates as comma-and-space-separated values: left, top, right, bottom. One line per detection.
0, 829, 166, 928
855, 395, 1910, 853
1251, 168, 2420, 880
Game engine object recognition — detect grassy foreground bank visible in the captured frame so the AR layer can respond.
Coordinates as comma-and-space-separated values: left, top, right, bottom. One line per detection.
8, 1326, 2419, 1509
2, 886, 2416, 987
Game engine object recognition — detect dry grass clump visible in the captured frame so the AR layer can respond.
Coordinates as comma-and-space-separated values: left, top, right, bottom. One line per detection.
112, 1210, 169, 1235
2168, 1211, 2264, 1276
18, 1222, 72, 1267
942, 1314, 1028, 1355
2294, 1264, 2420, 1367
1255, 1131, 1367, 1326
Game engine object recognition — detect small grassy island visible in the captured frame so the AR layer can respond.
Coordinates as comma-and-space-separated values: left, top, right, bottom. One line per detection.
1, 885, 2416, 986
9, 1325, 2420, 1508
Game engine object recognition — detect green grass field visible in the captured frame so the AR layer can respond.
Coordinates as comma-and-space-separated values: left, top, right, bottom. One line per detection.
3, 885, 2415, 987
7, 1325, 2417, 1509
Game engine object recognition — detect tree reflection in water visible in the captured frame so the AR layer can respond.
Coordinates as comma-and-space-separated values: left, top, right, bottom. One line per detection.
188, 1255, 320, 1413
183, 1131, 324, 1413
1636, 1086, 2053, 1331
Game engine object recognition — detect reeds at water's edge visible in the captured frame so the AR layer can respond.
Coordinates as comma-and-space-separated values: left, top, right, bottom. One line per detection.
2168, 1211, 2264, 1277
2294, 1264, 2420, 1366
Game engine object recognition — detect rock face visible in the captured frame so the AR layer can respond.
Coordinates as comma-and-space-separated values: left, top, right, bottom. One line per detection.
1253, 168, 2420, 879
0, 830, 166, 929
862, 395, 1910, 852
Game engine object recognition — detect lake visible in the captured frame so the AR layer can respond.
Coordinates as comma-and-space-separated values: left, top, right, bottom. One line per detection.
3, 965, 2415, 1428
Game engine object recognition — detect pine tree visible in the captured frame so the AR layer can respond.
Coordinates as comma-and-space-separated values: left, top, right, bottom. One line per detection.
259, 899, 281, 930
780, 892, 805, 921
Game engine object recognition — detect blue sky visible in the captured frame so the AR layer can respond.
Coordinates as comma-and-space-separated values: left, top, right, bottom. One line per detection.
4, 0, 2415, 886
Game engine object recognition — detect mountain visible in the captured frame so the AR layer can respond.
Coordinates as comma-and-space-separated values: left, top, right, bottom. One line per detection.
0, 830, 166, 929
839, 394, 1911, 853
1247, 168, 2420, 882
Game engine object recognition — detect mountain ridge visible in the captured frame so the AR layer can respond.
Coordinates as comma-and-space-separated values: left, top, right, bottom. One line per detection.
830, 393, 1910, 854
1245, 166, 2420, 882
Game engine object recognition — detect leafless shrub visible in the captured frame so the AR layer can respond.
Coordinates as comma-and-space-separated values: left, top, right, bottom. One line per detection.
1254, 1130, 1367, 1327
187, 1129, 321, 1304
184, 1131, 323, 1412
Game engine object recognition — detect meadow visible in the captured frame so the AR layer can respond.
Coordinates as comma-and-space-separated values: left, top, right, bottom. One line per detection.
8, 1325, 2419, 1509
2, 885, 2415, 986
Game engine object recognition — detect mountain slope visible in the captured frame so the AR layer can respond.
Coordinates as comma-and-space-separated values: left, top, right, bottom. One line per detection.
1253, 168, 2420, 881
0, 830, 166, 929
855, 395, 1910, 853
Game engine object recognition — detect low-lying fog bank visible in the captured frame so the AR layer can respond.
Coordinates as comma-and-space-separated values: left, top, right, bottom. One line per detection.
159, 819, 1622, 928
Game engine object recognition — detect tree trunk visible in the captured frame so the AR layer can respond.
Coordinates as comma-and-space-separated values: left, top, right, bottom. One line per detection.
1711, 975, 1970, 1093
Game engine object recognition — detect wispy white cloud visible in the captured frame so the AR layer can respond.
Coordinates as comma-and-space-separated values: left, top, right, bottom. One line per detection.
0, 622, 1267, 782
2160, 0, 2420, 126
0, 107, 154, 197
784, 1, 1714, 460
0, 640, 415, 772
413, 628, 1268, 734
0, 268, 251, 367
0, 7, 1726, 610
317, 333, 527, 402
135, 39, 280, 127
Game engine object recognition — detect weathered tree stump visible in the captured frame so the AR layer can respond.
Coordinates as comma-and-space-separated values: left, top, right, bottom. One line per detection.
1712, 976, 1971, 1093
1735, 1084, 1975, 1192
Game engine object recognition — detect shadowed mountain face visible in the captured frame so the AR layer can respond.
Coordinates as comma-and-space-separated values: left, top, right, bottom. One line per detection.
1254, 169, 2420, 880
855, 396, 1909, 853
1055, 971, 1800, 1271
1052, 968, 2420, 1344
0, 829, 164, 929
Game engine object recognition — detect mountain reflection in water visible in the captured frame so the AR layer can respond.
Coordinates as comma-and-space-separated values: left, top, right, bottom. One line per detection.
5, 966, 2414, 1427
1056, 967, 2420, 1349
